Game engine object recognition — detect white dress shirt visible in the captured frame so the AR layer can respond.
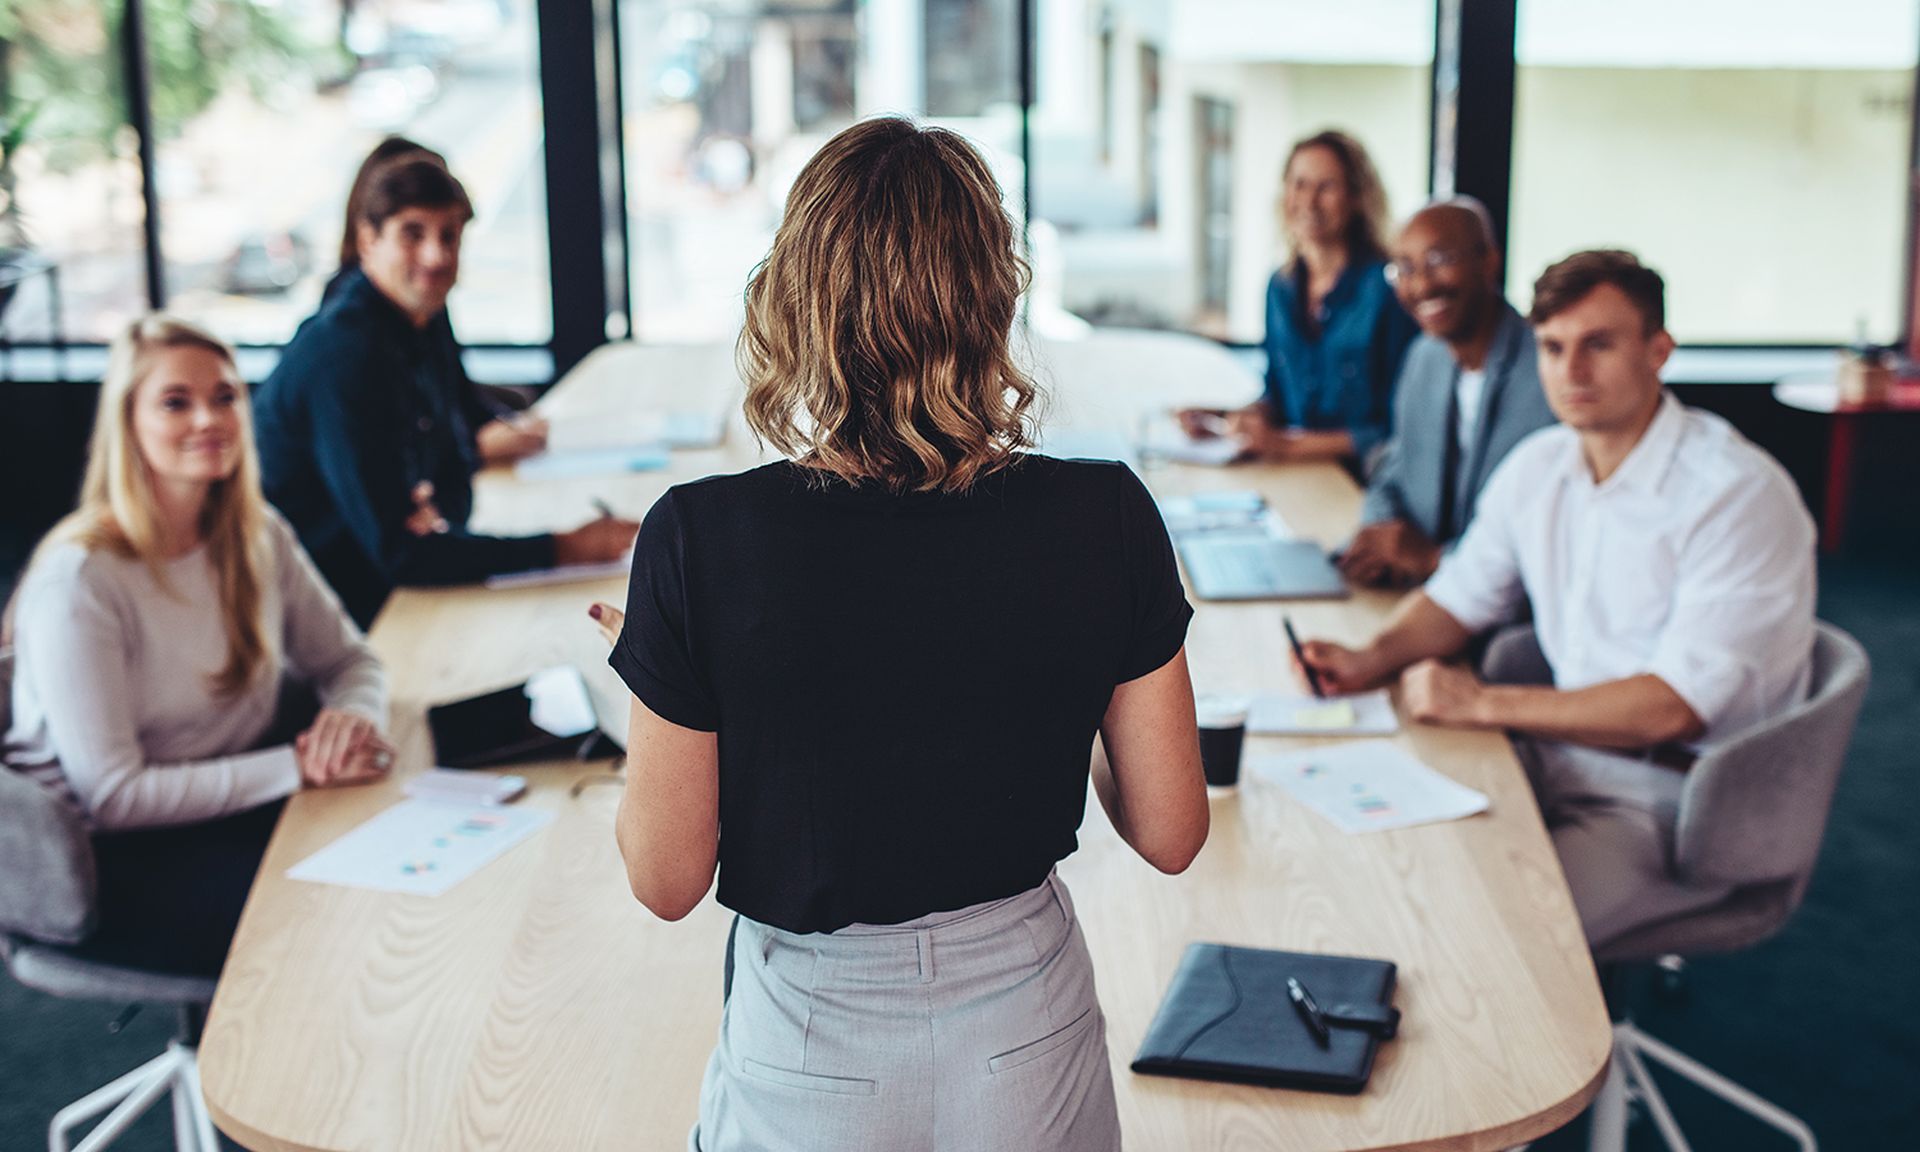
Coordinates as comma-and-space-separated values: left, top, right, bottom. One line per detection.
1425, 393, 1816, 745
1454, 366, 1486, 456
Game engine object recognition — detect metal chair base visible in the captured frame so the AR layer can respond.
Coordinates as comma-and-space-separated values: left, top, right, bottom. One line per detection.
49, 1039, 219, 1152
1587, 1021, 1817, 1152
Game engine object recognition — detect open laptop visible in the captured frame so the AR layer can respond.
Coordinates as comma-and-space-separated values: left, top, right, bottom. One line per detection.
1175, 533, 1350, 601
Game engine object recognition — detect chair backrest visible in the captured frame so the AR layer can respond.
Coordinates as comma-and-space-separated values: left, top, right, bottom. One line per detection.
0, 647, 98, 946
1673, 622, 1869, 889
1479, 620, 1871, 894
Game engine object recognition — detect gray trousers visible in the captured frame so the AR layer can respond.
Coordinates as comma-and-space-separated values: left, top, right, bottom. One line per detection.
691, 871, 1121, 1152
1515, 738, 1734, 951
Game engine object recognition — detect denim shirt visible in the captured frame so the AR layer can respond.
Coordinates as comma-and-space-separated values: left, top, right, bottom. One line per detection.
1261, 258, 1417, 461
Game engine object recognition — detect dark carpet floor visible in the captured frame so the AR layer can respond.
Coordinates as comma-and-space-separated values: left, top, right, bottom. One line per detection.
3, 542, 1916, 1151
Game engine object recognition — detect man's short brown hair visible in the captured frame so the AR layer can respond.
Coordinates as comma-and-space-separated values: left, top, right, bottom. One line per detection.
358, 155, 473, 233
1529, 249, 1665, 334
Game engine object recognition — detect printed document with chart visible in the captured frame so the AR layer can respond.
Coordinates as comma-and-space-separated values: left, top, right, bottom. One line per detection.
1251, 739, 1489, 834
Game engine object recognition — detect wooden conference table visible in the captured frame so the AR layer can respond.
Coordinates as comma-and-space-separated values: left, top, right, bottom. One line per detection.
201, 331, 1610, 1151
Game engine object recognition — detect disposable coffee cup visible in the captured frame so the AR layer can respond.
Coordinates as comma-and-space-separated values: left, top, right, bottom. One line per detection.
1195, 696, 1251, 790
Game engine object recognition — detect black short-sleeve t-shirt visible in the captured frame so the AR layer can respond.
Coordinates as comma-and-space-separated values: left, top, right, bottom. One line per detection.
609, 455, 1191, 934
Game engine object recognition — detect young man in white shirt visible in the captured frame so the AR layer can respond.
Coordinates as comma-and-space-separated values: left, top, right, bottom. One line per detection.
1297, 250, 1816, 949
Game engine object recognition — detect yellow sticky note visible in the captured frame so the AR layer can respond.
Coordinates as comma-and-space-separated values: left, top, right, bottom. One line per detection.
1291, 701, 1358, 730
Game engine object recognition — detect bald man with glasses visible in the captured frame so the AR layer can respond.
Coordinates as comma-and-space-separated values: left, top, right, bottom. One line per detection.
1340, 199, 1557, 587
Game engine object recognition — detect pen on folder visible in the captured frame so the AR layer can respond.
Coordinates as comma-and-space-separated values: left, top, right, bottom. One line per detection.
1283, 616, 1325, 699
1287, 976, 1332, 1048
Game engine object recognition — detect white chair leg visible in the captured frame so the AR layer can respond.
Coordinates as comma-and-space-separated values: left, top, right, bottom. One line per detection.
1616, 1034, 1692, 1152
48, 1043, 219, 1152
170, 1055, 197, 1151
1587, 1047, 1629, 1152
1620, 1023, 1818, 1152
180, 1046, 220, 1152
53, 1047, 187, 1152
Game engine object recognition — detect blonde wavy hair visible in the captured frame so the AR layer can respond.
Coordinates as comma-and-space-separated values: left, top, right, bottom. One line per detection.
29, 315, 270, 696
1279, 129, 1392, 266
738, 116, 1041, 494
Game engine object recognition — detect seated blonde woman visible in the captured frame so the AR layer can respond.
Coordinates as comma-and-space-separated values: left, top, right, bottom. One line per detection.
589, 117, 1209, 1152
4, 315, 392, 978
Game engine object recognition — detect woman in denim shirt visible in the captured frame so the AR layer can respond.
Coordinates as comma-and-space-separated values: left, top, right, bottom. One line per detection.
1182, 131, 1416, 468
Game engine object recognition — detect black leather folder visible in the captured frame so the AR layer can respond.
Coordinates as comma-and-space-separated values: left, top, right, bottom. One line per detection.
1131, 943, 1399, 1094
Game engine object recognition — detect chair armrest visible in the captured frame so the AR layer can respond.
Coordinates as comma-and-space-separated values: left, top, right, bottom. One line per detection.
0, 767, 96, 945
1478, 625, 1552, 687
1674, 626, 1869, 887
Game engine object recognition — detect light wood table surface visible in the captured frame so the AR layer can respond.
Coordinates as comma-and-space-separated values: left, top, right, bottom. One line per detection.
201, 331, 1611, 1152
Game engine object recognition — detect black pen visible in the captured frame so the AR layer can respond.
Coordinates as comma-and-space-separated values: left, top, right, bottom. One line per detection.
1283, 616, 1325, 699
592, 498, 616, 519
1287, 976, 1332, 1048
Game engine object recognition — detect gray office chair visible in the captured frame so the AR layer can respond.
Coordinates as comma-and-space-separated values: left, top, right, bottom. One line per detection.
1480, 622, 1870, 1152
0, 648, 226, 1152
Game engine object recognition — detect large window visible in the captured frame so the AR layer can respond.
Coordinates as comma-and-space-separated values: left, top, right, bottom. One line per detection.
154, 0, 552, 345
619, 0, 1021, 343
10, 1, 1920, 362
3, 0, 550, 350
1510, 0, 1918, 344
1028, 0, 1435, 342
1, 1, 149, 344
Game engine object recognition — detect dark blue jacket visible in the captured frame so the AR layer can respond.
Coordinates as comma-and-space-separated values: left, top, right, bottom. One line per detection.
254, 271, 553, 628
1261, 258, 1418, 461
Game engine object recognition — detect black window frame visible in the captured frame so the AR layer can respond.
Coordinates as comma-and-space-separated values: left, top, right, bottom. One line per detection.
5, 0, 1916, 382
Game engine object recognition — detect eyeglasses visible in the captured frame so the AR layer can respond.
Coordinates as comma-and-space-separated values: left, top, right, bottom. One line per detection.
1385, 246, 1482, 286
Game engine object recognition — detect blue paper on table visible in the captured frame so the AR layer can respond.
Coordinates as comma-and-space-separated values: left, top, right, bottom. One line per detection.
516, 446, 671, 480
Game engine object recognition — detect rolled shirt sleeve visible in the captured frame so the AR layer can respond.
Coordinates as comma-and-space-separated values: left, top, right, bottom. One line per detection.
1641, 476, 1816, 739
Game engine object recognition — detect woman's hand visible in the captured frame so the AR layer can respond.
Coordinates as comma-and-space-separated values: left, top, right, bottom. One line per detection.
589, 602, 625, 647
295, 709, 394, 788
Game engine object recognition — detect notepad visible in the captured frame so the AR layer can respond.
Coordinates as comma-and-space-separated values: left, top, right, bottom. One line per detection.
515, 447, 671, 480
1135, 415, 1245, 467
1251, 739, 1489, 834
286, 799, 554, 897
546, 411, 727, 452
1248, 690, 1398, 736
1158, 491, 1294, 538
483, 558, 630, 590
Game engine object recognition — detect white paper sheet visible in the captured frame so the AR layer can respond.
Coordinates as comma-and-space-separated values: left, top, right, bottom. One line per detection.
483, 558, 630, 590
1247, 690, 1399, 736
515, 446, 672, 480
1137, 418, 1243, 466
1157, 491, 1294, 539
286, 799, 555, 897
546, 411, 727, 452
1250, 739, 1489, 834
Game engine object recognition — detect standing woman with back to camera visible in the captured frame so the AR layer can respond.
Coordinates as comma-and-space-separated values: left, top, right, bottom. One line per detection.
589, 117, 1208, 1150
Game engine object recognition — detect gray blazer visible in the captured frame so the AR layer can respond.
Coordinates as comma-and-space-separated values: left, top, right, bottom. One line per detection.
1360, 302, 1557, 544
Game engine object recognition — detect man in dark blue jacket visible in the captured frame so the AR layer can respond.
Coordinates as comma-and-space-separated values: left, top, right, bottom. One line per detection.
254, 155, 636, 627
